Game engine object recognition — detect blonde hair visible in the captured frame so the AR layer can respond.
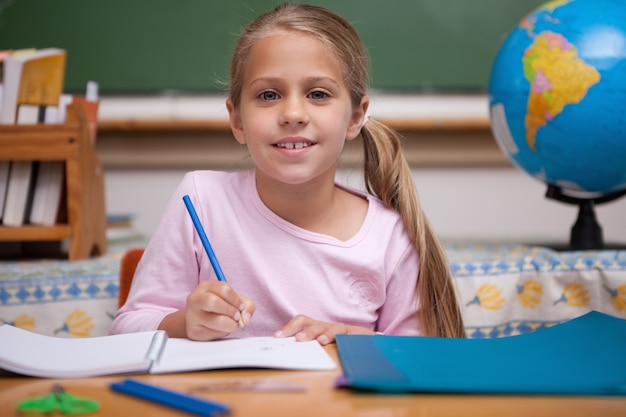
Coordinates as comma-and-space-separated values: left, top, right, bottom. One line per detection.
228, 3, 465, 338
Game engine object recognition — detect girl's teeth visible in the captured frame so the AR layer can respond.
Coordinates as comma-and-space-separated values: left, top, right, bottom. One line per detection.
279, 143, 309, 149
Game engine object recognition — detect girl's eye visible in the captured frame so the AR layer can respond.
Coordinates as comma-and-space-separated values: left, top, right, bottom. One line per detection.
309, 90, 328, 100
308, 90, 329, 100
259, 90, 279, 101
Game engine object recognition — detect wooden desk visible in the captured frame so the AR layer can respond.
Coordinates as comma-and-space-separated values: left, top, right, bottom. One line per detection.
1, 346, 624, 417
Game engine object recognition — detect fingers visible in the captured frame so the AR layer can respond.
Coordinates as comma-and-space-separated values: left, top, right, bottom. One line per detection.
240, 294, 256, 327
313, 322, 348, 345
275, 315, 348, 346
185, 281, 255, 340
189, 281, 244, 320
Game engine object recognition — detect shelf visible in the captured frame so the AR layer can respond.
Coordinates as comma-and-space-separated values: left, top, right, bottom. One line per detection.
0, 104, 107, 260
0, 225, 71, 241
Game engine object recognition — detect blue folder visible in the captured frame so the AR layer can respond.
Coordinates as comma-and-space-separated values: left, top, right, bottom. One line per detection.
336, 311, 626, 396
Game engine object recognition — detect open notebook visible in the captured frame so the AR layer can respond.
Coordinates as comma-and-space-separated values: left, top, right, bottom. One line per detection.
0, 326, 336, 378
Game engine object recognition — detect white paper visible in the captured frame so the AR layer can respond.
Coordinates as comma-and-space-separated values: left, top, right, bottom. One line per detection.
151, 336, 337, 374
0, 325, 158, 378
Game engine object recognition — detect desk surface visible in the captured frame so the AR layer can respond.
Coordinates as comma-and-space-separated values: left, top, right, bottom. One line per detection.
1, 346, 625, 417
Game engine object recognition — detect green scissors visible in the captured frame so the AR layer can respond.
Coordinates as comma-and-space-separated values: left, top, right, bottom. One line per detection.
17, 384, 100, 415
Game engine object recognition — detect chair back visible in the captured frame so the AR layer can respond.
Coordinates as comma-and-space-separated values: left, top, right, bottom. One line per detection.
118, 247, 144, 308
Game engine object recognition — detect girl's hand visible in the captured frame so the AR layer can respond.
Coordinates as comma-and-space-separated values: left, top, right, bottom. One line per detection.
185, 281, 255, 340
274, 314, 375, 345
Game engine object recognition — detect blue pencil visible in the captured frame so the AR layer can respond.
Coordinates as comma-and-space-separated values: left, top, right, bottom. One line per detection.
111, 378, 230, 417
183, 195, 227, 282
183, 195, 245, 328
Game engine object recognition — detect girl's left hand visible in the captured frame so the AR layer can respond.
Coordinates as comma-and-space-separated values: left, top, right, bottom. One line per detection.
274, 314, 375, 345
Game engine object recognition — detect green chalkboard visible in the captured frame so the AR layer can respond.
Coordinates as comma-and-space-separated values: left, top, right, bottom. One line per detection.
0, 0, 547, 93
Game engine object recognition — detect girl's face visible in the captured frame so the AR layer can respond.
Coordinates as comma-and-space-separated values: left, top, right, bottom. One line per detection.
227, 31, 368, 188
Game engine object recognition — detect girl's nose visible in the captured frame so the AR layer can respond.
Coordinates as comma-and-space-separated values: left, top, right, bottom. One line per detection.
278, 96, 309, 126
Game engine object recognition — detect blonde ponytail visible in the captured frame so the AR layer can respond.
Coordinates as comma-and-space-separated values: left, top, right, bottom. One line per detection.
362, 119, 465, 338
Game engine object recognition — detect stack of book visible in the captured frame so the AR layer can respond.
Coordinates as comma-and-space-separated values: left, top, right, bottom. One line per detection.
0, 48, 99, 228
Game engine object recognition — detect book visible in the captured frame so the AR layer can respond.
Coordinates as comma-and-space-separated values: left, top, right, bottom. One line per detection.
336, 311, 626, 396
28, 104, 66, 226
0, 50, 11, 116
0, 50, 12, 220
0, 157, 8, 222
0, 48, 65, 125
28, 160, 64, 225
1, 160, 37, 226
0, 325, 337, 378
1, 104, 41, 226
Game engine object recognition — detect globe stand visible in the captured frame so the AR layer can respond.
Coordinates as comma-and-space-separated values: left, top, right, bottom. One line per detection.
545, 185, 626, 250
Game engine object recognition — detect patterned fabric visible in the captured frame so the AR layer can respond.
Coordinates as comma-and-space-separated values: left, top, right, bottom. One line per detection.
1, 236, 625, 338
0, 231, 145, 338
447, 242, 626, 338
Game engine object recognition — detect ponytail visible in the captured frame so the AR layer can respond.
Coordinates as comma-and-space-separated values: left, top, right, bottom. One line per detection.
361, 119, 465, 338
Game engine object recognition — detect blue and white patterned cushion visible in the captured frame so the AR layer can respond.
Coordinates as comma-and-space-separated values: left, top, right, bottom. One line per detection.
1, 237, 625, 338
447, 242, 626, 338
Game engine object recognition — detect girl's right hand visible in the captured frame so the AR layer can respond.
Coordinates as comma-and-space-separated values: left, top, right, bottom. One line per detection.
184, 281, 255, 340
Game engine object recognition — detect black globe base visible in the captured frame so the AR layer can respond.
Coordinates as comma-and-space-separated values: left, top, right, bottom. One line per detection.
568, 199, 603, 250
545, 185, 626, 251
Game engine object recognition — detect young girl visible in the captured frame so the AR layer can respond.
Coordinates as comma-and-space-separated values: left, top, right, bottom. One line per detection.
111, 3, 465, 343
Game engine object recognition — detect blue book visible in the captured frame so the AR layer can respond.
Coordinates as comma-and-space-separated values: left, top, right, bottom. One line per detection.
336, 311, 626, 396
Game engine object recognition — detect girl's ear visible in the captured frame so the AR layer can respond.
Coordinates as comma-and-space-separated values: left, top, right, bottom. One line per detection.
226, 98, 246, 144
346, 96, 370, 141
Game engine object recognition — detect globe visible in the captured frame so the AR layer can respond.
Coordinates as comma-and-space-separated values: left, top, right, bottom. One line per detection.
488, 0, 626, 249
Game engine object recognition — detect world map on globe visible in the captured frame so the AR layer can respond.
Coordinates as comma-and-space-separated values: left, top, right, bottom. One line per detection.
488, 0, 626, 195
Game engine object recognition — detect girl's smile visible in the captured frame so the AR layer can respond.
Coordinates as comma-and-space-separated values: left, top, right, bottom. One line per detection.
273, 136, 316, 152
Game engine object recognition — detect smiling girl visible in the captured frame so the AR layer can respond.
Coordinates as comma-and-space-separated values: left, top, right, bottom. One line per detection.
111, 3, 465, 343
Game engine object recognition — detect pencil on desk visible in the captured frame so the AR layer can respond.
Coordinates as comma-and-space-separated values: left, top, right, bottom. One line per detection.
111, 378, 230, 417
183, 195, 245, 328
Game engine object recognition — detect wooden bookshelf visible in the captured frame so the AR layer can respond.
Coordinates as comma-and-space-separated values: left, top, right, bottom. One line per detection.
0, 104, 107, 260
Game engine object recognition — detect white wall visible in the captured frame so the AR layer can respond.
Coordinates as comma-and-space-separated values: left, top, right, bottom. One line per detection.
105, 166, 626, 246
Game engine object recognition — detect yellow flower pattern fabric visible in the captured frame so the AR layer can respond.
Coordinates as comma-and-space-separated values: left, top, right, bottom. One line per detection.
1, 314, 36, 331
0, 233, 146, 338
517, 279, 543, 308
554, 282, 590, 307
605, 284, 626, 312
467, 284, 505, 310
0, 236, 626, 339
54, 309, 95, 337
450, 242, 626, 338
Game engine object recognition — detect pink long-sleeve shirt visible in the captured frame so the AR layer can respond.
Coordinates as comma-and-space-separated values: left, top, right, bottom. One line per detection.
110, 170, 421, 337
